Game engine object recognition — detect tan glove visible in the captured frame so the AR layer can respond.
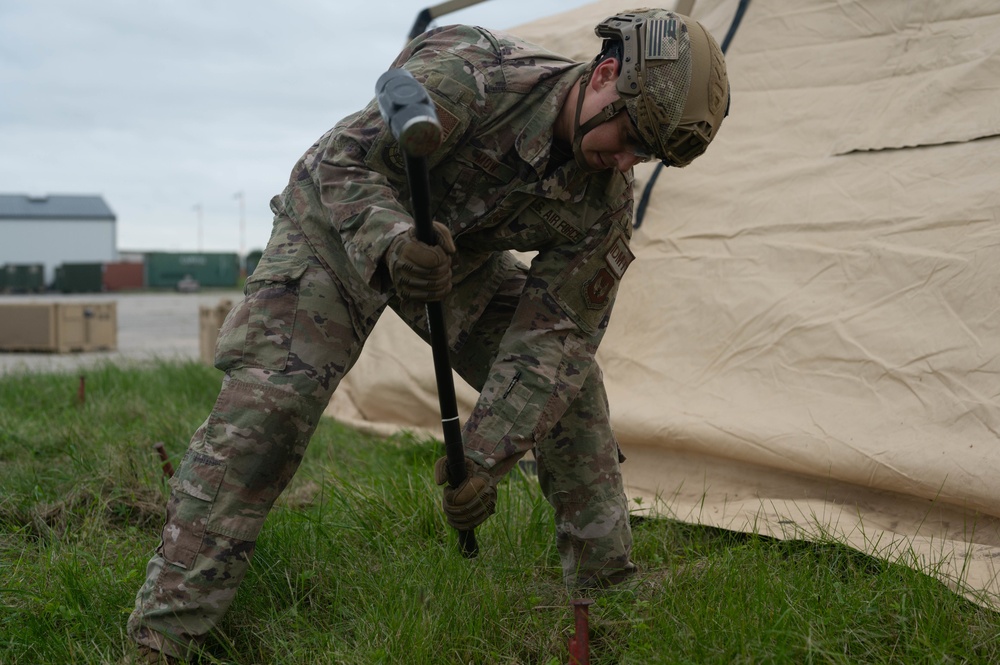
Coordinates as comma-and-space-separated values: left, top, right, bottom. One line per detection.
386, 222, 456, 301
434, 456, 496, 531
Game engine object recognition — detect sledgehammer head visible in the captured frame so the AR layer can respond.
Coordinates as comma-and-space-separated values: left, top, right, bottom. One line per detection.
375, 68, 442, 157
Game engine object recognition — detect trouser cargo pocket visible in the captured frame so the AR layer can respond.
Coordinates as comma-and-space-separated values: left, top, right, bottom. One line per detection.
159, 451, 227, 570
218, 255, 308, 372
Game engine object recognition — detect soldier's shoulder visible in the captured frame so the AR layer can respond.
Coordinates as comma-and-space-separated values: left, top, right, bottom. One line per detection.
477, 27, 574, 65
410, 25, 501, 62
414, 25, 574, 70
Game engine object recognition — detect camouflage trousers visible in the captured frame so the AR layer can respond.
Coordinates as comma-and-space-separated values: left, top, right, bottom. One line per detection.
127, 215, 631, 659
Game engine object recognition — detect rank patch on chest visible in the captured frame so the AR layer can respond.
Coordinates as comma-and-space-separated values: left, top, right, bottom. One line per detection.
605, 235, 634, 279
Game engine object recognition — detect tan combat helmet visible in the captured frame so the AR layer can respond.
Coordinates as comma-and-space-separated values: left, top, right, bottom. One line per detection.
587, 8, 730, 168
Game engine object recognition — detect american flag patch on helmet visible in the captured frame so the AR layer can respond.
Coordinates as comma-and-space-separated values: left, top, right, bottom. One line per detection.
645, 18, 680, 60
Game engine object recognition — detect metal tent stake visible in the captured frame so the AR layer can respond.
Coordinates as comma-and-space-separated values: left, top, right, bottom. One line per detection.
568, 598, 594, 665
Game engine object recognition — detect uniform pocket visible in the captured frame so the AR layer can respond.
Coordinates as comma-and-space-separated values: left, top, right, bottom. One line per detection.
241, 256, 308, 370
160, 451, 227, 570
474, 371, 536, 445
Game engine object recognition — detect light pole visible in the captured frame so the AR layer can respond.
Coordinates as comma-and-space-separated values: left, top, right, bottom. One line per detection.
193, 203, 203, 253
234, 191, 246, 276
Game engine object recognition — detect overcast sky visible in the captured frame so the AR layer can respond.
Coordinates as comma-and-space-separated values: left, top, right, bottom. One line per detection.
1, 0, 587, 255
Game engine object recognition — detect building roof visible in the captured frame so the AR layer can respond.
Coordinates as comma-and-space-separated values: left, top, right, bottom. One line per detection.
0, 194, 116, 220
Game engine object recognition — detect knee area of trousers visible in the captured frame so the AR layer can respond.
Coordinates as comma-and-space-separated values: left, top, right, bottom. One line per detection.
211, 375, 324, 438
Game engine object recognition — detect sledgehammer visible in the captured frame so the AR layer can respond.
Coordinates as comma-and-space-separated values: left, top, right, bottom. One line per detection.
375, 68, 478, 558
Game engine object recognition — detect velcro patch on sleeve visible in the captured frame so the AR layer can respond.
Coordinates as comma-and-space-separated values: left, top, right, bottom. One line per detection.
423, 71, 476, 146
583, 268, 616, 310
378, 138, 406, 175
581, 234, 633, 310
605, 235, 634, 279
552, 230, 634, 334
436, 103, 461, 145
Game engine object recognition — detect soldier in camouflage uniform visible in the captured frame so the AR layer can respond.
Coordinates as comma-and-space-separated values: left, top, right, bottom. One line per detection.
127, 8, 729, 662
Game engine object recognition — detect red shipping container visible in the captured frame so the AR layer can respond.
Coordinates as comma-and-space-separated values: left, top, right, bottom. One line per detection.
103, 262, 145, 291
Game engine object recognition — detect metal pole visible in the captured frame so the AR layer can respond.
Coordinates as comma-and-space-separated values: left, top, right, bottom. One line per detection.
193, 203, 203, 253
376, 68, 478, 557
234, 191, 246, 276
407, 0, 493, 40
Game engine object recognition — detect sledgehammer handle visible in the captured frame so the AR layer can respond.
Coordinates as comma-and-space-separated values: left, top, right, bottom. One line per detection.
376, 68, 478, 558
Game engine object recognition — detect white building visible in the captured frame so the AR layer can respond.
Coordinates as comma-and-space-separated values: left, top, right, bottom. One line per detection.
0, 194, 118, 286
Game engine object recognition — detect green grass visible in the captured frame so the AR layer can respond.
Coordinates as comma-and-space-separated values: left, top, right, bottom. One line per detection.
1, 362, 998, 664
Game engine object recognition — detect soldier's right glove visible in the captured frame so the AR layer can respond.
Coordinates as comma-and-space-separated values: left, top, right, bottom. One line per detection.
434, 456, 496, 531
386, 222, 456, 302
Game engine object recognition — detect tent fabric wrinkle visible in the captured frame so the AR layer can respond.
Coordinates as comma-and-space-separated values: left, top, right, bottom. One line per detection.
323, 0, 1000, 609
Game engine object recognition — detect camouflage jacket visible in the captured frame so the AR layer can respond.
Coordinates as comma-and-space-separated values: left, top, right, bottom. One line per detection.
273, 24, 635, 470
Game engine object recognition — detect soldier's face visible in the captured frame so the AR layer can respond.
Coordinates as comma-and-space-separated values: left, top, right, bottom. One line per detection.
579, 108, 649, 173
577, 71, 651, 172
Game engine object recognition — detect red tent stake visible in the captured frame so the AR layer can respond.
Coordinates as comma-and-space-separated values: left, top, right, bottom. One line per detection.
568, 598, 594, 665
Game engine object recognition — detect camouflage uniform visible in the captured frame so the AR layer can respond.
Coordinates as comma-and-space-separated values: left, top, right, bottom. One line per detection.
129, 24, 635, 660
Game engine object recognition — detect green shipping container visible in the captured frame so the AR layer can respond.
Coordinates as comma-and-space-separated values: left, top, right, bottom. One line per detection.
54, 262, 105, 293
145, 252, 240, 289
245, 249, 263, 277
2, 263, 45, 293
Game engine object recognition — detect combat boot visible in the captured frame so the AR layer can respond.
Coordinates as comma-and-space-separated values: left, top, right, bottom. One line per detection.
120, 644, 185, 664
575, 561, 639, 591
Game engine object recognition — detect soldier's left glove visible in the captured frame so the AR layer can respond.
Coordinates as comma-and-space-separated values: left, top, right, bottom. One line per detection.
434, 456, 496, 531
386, 222, 456, 302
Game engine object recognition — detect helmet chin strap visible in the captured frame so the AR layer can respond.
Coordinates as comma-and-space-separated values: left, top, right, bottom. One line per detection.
570, 71, 628, 172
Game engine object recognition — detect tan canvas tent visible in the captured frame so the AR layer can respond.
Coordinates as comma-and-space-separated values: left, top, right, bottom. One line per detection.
325, 0, 1000, 609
